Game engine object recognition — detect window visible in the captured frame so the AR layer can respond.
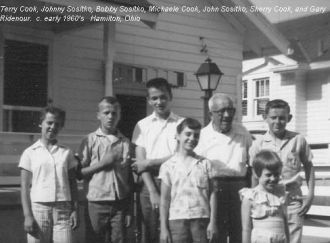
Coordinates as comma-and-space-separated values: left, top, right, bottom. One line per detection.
113, 63, 146, 83
113, 63, 186, 87
242, 80, 247, 116
254, 78, 269, 116
3, 39, 48, 132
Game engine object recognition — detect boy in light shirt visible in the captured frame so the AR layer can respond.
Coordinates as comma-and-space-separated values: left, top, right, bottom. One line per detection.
250, 99, 315, 243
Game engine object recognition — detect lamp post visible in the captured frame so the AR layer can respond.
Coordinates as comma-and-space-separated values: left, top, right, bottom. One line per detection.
195, 57, 223, 125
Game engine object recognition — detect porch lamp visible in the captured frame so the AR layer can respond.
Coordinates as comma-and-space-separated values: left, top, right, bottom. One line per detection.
195, 57, 223, 125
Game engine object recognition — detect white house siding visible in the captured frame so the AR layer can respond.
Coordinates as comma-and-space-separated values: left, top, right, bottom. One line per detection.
114, 0, 243, 121
53, 25, 105, 135
306, 70, 330, 144
294, 70, 307, 136
1, 1, 243, 136
305, 70, 330, 165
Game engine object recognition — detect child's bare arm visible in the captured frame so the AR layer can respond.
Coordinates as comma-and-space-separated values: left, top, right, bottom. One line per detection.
135, 146, 160, 209
160, 181, 172, 243
241, 197, 252, 243
68, 168, 79, 230
299, 162, 315, 216
20, 169, 36, 234
207, 179, 218, 241
283, 208, 290, 242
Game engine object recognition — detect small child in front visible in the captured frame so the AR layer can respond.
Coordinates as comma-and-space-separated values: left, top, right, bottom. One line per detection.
240, 150, 289, 243
20, 106, 78, 243
159, 118, 217, 243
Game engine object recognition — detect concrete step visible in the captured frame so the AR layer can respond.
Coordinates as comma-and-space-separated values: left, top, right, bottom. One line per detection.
302, 218, 330, 243
307, 205, 330, 218
0, 176, 20, 186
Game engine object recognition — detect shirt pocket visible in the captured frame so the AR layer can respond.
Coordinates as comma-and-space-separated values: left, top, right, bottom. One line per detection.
286, 152, 301, 171
193, 169, 208, 189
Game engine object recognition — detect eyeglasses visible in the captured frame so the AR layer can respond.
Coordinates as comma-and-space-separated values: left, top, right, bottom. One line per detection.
211, 107, 236, 116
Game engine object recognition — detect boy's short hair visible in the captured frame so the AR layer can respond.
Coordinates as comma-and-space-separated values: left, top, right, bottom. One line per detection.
176, 118, 201, 134
253, 150, 283, 177
146, 78, 172, 99
40, 106, 66, 127
265, 99, 290, 115
98, 96, 121, 109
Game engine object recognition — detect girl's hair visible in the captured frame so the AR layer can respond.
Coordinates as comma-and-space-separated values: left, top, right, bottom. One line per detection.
176, 118, 201, 134
253, 150, 282, 177
39, 106, 66, 127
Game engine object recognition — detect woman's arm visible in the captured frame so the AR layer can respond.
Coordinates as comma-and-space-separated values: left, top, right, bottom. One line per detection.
241, 197, 252, 243
21, 169, 36, 234
160, 181, 172, 243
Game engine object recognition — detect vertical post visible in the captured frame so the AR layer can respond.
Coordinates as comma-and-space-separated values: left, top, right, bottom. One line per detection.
103, 22, 116, 96
203, 89, 213, 126
0, 27, 4, 130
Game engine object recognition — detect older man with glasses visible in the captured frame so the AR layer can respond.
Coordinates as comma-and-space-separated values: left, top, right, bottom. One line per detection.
195, 93, 253, 243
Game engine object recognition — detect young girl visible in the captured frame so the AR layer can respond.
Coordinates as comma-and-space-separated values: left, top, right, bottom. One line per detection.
240, 150, 289, 243
159, 118, 217, 243
19, 106, 78, 243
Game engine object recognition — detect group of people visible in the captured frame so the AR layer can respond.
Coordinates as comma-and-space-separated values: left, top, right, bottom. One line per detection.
19, 77, 315, 243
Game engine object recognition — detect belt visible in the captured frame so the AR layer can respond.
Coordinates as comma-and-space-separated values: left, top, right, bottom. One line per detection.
215, 176, 246, 182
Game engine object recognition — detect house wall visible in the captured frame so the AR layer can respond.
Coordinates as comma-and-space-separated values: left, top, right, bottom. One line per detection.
114, 0, 243, 122
243, 57, 330, 165
295, 70, 307, 136
306, 70, 330, 144
1, 1, 243, 135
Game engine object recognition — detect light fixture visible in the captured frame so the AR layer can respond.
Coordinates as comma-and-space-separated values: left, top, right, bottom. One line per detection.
195, 57, 223, 92
195, 57, 224, 125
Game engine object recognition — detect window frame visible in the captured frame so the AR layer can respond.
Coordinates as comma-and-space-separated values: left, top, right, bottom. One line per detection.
253, 77, 270, 118
0, 33, 52, 133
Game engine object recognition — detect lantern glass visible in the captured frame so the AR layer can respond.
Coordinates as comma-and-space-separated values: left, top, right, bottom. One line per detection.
195, 58, 223, 92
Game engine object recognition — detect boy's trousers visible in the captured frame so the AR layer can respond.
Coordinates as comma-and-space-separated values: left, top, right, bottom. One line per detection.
88, 198, 129, 243
28, 201, 73, 243
140, 180, 160, 243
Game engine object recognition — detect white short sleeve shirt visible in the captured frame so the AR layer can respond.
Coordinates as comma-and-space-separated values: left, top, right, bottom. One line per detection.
19, 140, 77, 202
132, 112, 183, 159
195, 123, 252, 177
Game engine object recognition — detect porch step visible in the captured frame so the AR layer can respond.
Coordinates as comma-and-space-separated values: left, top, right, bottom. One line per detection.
307, 205, 330, 218
0, 176, 20, 186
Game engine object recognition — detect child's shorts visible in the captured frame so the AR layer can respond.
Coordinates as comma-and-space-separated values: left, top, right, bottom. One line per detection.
169, 218, 209, 243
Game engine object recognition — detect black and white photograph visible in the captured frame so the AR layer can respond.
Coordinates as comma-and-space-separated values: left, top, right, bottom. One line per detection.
0, 0, 329, 242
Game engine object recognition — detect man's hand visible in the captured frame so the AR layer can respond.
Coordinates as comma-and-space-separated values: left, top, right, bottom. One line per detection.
207, 221, 218, 242
150, 190, 160, 211
160, 227, 172, 243
131, 159, 150, 174
70, 210, 79, 230
125, 214, 132, 227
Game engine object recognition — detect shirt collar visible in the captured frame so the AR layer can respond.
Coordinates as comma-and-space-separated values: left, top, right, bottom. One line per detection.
169, 152, 203, 165
95, 127, 125, 140
150, 111, 180, 122
263, 130, 294, 142
205, 121, 234, 136
31, 139, 63, 150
